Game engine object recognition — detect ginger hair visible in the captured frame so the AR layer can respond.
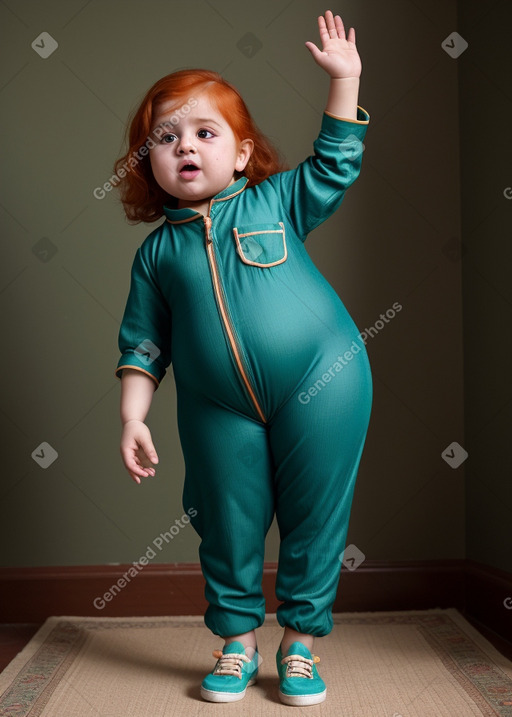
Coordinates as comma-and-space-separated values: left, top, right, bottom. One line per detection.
113, 69, 287, 223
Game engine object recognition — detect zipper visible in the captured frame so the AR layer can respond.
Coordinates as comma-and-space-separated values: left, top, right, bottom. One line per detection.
203, 215, 266, 423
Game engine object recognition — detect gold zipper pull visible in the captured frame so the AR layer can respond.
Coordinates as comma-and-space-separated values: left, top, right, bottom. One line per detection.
204, 215, 212, 244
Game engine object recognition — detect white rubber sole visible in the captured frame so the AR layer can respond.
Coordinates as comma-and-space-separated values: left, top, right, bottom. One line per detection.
278, 688, 327, 706
200, 676, 257, 702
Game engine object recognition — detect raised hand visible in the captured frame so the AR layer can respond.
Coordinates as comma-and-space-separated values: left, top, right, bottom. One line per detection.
305, 10, 362, 79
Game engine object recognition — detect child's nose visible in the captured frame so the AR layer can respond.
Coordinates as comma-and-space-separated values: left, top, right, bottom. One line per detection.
178, 134, 196, 153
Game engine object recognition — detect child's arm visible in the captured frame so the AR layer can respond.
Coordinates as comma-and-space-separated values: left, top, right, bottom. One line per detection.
115, 235, 173, 483
305, 10, 362, 120
120, 368, 159, 484
266, 9, 368, 241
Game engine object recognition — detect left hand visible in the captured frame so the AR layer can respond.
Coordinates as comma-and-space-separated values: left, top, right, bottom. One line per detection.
305, 10, 362, 79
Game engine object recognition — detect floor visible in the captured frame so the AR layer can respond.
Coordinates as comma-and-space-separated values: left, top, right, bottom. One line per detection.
1, 615, 511, 674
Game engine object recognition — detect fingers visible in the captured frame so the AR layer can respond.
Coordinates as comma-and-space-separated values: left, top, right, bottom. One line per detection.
133, 443, 158, 476
333, 12, 346, 38
121, 454, 147, 483
317, 13, 329, 41
319, 10, 341, 37
120, 440, 158, 483
120, 422, 159, 484
130, 458, 154, 482
134, 444, 158, 469
139, 436, 159, 465
317, 10, 355, 43
135, 449, 157, 473
120, 447, 154, 483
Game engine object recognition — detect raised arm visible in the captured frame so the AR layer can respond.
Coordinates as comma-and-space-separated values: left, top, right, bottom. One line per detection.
305, 10, 362, 120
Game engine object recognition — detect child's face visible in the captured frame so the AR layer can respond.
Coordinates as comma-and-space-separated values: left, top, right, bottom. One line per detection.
149, 94, 253, 211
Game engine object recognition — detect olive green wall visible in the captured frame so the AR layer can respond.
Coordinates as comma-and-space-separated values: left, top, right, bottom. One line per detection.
0, 0, 508, 575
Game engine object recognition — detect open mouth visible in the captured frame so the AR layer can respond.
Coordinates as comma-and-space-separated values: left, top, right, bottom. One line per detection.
180, 163, 200, 175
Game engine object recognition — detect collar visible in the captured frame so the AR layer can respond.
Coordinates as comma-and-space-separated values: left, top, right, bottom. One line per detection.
163, 176, 249, 223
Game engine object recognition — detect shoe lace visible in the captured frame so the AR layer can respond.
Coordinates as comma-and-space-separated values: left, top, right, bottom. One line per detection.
212, 649, 252, 679
281, 653, 321, 679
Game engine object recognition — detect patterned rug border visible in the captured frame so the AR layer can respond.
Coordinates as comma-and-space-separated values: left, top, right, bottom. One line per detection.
1, 609, 511, 717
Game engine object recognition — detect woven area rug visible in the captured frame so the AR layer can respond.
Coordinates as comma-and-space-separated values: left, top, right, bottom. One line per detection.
1, 609, 511, 716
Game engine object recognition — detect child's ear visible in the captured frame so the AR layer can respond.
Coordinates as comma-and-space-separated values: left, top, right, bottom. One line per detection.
235, 139, 254, 173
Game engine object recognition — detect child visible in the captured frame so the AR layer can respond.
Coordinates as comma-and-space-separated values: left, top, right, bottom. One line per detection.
115, 9, 372, 706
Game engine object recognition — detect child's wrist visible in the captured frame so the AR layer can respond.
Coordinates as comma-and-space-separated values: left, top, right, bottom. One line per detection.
328, 76, 360, 83
325, 77, 360, 119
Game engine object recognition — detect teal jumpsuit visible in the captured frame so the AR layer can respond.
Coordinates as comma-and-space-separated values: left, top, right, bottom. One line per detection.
115, 107, 373, 638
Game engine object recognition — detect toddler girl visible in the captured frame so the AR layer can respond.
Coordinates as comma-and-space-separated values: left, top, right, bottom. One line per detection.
115, 9, 372, 706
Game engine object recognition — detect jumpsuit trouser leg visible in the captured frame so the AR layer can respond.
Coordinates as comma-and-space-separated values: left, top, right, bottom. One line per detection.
179, 340, 372, 639
267, 343, 373, 637
179, 389, 275, 638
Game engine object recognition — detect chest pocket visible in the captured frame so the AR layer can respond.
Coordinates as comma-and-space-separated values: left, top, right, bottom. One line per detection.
233, 222, 287, 267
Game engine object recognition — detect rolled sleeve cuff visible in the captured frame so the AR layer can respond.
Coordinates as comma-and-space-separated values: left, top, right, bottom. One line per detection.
317, 105, 369, 154
115, 353, 166, 388
324, 105, 370, 125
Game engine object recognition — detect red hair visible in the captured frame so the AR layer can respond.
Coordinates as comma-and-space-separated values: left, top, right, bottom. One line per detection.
113, 69, 288, 224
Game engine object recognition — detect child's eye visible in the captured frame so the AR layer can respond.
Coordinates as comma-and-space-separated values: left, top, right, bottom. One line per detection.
160, 133, 177, 144
197, 129, 214, 139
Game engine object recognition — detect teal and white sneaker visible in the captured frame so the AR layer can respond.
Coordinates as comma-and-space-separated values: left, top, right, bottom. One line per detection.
200, 640, 259, 702
276, 641, 326, 706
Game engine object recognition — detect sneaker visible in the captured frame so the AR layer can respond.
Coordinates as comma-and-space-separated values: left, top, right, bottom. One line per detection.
276, 641, 326, 706
200, 640, 259, 702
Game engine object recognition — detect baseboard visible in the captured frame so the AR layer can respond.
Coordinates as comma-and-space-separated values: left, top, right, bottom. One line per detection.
0, 559, 510, 643
464, 559, 512, 644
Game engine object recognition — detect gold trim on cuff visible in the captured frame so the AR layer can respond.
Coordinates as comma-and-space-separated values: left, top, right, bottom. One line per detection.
324, 105, 370, 124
